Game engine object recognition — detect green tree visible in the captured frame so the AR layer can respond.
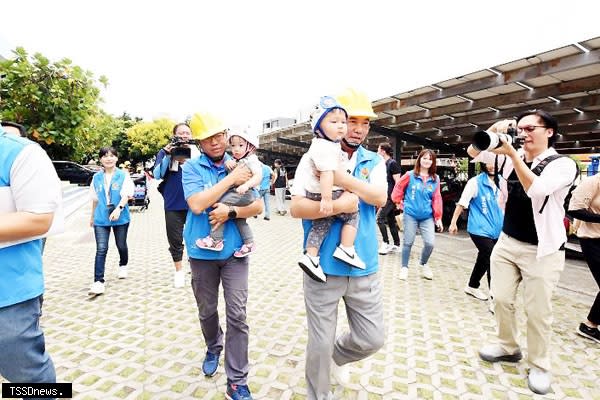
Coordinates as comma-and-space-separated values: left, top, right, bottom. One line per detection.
125, 118, 174, 163
0, 47, 107, 160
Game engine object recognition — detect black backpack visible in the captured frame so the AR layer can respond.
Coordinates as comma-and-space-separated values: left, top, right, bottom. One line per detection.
531, 154, 579, 214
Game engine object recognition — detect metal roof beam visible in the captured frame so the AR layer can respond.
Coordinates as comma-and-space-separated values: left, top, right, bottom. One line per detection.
375, 49, 600, 113
369, 124, 467, 156
386, 94, 600, 132
276, 137, 311, 149
389, 75, 600, 126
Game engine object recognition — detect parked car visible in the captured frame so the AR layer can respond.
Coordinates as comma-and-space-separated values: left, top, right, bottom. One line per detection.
52, 160, 96, 185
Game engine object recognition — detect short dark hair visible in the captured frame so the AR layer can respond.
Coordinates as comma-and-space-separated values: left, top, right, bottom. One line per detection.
378, 142, 393, 157
516, 109, 559, 146
99, 146, 118, 158
1, 121, 27, 137
274, 159, 282, 165
172, 122, 190, 136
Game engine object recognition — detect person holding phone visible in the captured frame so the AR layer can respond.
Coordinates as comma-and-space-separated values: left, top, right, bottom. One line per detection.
88, 146, 134, 295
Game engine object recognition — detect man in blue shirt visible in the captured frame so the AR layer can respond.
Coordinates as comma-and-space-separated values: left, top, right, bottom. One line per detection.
290, 89, 387, 399
258, 163, 275, 220
0, 124, 61, 396
153, 123, 199, 288
182, 112, 262, 400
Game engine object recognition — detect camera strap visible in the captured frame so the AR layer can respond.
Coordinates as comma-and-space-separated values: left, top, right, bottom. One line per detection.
532, 154, 579, 214
493, 155, 507, 189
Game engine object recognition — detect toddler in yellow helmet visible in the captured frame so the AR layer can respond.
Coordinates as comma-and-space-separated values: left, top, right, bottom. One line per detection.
195, 128, 263, 257
296, 96, 365, 283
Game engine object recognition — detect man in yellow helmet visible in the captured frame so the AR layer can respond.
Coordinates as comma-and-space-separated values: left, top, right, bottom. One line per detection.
182, 112, 262, 400
290, 89, 387, 399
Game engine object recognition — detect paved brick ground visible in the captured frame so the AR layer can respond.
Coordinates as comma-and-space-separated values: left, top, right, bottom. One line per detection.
2, 186, 599, 399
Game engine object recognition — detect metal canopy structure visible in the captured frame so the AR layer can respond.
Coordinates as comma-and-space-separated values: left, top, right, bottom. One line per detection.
259, 36, 600, 160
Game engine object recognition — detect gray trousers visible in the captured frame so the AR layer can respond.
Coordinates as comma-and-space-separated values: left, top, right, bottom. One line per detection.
190, 257, 250, 385
212, 189, 257, 243
303, 273, 385, 400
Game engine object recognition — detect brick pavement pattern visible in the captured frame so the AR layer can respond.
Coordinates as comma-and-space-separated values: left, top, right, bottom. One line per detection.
1, 188, 599, 399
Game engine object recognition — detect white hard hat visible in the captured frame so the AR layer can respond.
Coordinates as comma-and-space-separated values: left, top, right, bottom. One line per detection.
229, 127, 259, 149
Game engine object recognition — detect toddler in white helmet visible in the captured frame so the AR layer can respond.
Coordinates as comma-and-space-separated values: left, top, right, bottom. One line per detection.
195, 129, 263, 257
297, 96, 365, 283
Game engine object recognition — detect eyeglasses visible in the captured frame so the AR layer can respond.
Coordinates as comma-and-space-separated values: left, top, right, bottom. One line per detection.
516, 125, 546, 134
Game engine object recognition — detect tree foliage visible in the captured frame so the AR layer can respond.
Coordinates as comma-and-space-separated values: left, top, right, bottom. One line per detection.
125, 118, 174, 162
0, 47, 108, 160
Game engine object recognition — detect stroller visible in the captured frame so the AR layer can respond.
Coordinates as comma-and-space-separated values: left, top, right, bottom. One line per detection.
128, 172, 150, 212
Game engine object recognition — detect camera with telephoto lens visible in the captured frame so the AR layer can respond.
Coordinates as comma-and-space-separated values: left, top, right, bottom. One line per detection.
169, 136, 198, 160
472, 125, 524, 151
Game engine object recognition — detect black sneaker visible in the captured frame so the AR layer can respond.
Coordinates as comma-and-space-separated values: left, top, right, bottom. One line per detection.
577, 323, 600, 343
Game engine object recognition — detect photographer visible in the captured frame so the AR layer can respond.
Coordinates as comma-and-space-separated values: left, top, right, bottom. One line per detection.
153, 123, 200, 288
468, 110, 577, 395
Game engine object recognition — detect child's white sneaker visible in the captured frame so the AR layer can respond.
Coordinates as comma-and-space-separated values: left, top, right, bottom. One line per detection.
298, 253, 326, 283
333, 246, 366, 269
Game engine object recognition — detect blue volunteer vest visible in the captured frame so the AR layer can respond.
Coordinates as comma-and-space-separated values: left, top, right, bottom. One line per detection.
182, 153, 244, 260
0, 129, 45, 308
302, 146, 381, 276
403, 172, 438, 221
92, 169, 131, 226
466, 173, 504, 239
259, 164, 272, 191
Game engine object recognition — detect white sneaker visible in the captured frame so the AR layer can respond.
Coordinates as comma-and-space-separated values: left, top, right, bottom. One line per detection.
333, 246, 366, 269
173, 270, 185, 288
118, 266, 128, 279
528, 367, 552, 395
464, 285, 488, 301
390, 245, 401, 253
331, 361, 350, 387
478, 344, 522, 363
378, 243, 391, 255
488, 298, 495, 314
89, 281, 105, 295
399, 267, 408, 280
420, 264, 433, 280
298, 254, 326, 283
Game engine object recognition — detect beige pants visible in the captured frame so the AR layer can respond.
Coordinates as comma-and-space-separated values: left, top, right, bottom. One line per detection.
490, 233, 565, 372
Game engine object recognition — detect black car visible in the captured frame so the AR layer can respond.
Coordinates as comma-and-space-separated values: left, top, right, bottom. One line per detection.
52, 161, 96, 185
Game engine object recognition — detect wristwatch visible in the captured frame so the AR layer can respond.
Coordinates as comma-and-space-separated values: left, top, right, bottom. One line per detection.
119, 205, 125, 210
227, 206, 237, 219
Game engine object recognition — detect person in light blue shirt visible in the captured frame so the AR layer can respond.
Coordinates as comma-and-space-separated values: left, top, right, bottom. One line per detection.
258, 163, 274, 220
0, 125, 61, 395
182, 112, 262, 400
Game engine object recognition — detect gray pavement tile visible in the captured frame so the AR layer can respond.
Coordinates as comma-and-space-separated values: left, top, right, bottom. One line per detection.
1, 190, 599, 399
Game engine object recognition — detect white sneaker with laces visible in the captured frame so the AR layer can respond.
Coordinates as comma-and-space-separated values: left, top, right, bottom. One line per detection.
89, 281, 105, 295
378, 243, 391, 255
390, 245, 401, 253
298, 254, 326, 283
528, 367, 552, 395
420, 264, 433, 280
118, 266, 128, 279
333, 246, 366, 269
331, 361, 350, 387
464, 285, 488, 300
399, 267, 408, 280
173, 270, 185, 288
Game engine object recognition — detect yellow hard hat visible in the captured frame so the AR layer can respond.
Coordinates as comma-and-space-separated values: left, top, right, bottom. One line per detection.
189, 112, 228, 140
336, 88, 377, 119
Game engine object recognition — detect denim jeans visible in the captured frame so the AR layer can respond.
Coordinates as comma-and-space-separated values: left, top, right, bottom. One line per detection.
258, 189, 271, 218
0, 296, 56, 399
401, 214, 435, 268
94, 223, 129, 283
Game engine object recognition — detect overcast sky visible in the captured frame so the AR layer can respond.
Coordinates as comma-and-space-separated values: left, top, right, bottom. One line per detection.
1, 0, 599, 132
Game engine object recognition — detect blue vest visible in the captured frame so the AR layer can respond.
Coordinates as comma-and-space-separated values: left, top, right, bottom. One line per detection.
0, 129, 45, 308
302, 146, 381, 276
466, 173, 504, 239
404, 172, 438, 221
182, 153, 243, 260
92, 169, 131, 226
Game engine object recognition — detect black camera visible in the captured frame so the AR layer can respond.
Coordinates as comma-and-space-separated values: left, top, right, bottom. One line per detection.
170, 137, 198, 160
472, 125, 524, 151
